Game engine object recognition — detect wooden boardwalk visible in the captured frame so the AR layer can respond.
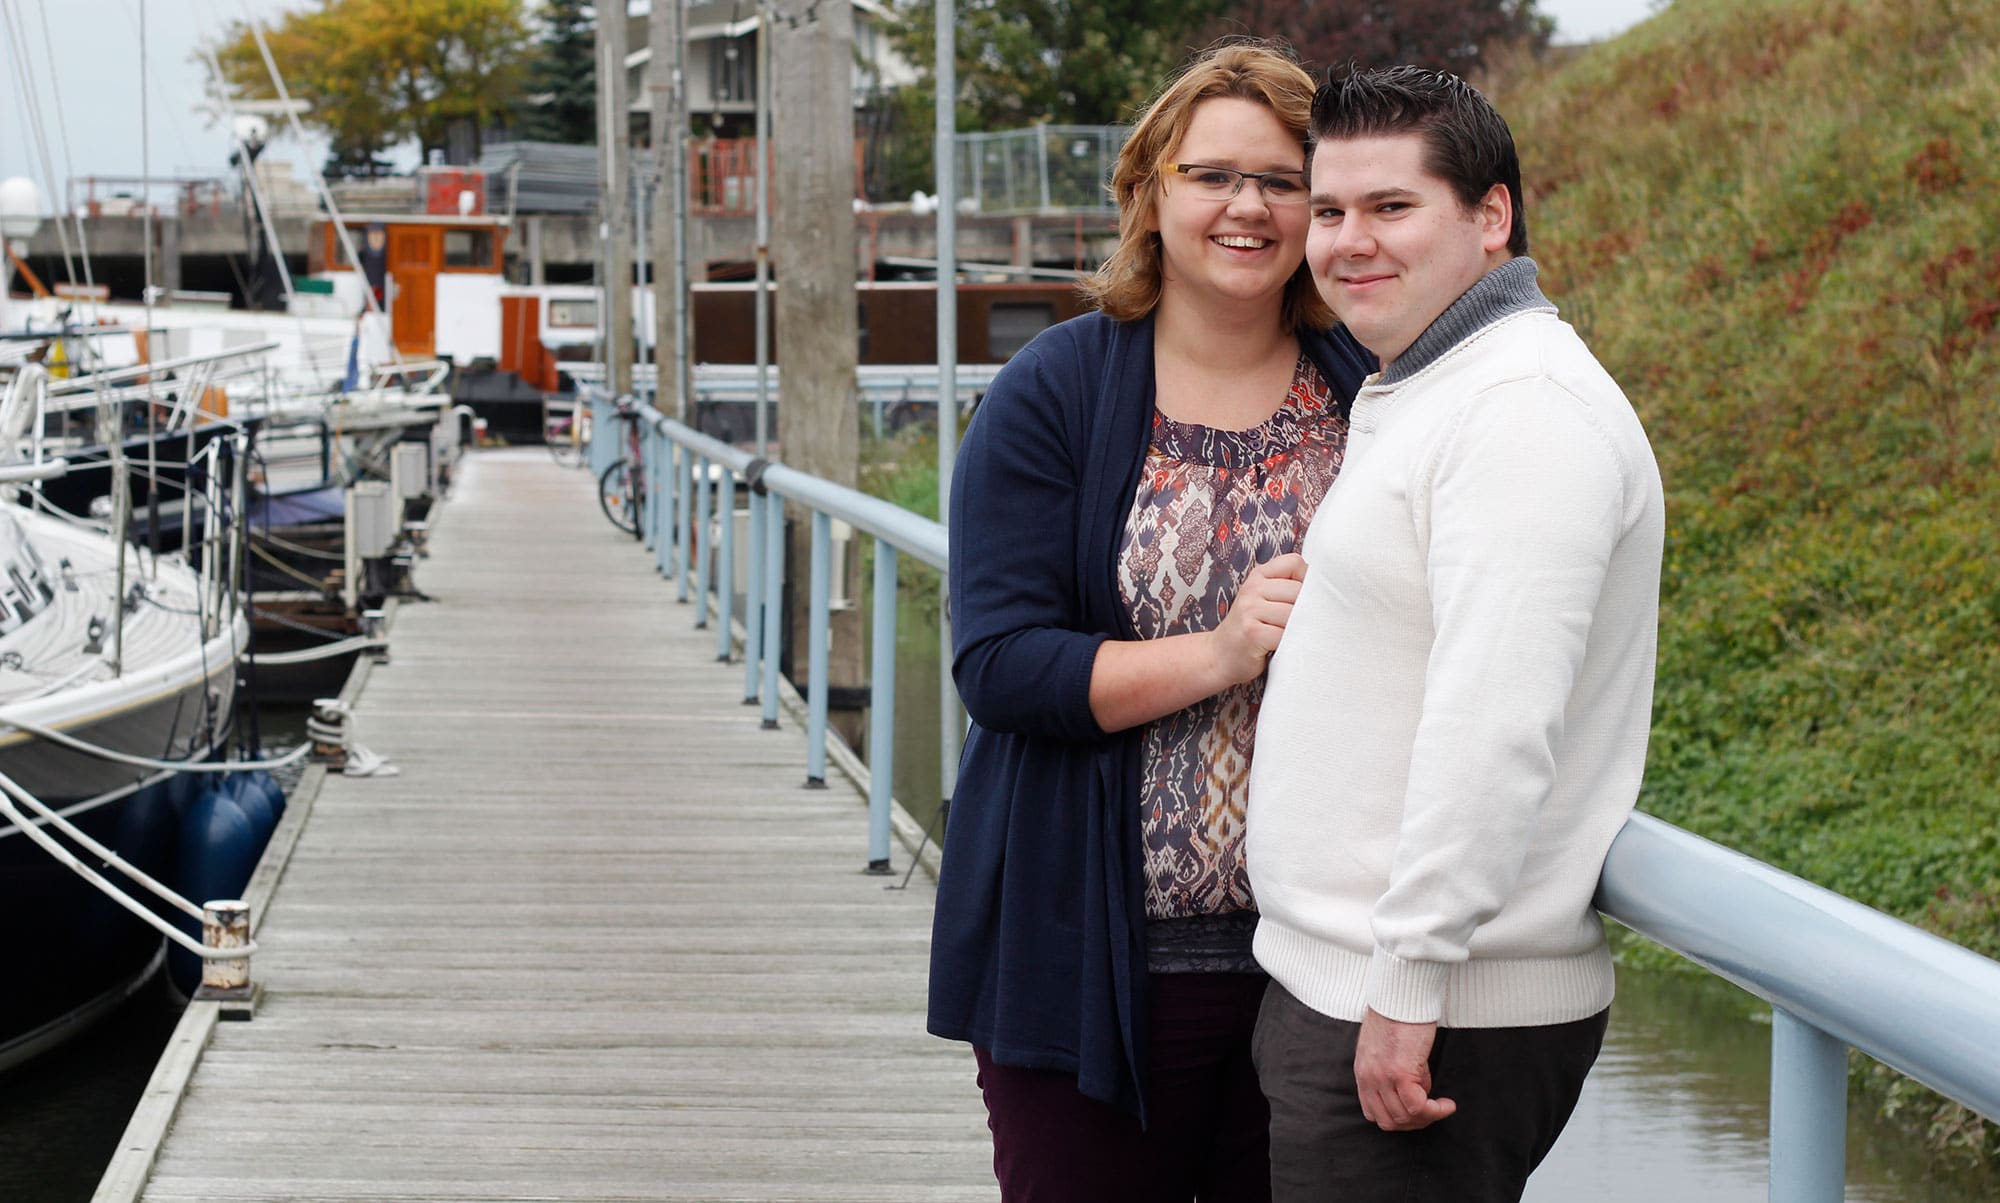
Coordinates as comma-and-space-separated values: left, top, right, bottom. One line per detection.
124, 450, 997, 1202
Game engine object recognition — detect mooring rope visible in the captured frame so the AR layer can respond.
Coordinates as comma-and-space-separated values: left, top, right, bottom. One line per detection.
0, 768, 254, 959
0, 713, 312, 773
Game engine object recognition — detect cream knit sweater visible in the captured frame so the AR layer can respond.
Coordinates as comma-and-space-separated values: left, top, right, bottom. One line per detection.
1247, 274, 1664, 1029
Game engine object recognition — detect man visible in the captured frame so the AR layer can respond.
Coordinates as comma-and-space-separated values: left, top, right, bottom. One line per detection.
1245, 65, 1665, 1201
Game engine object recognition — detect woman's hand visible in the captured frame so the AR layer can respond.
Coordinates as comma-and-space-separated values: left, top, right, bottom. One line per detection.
1088, 553, 1309, 733
1206, 552, 1308, 686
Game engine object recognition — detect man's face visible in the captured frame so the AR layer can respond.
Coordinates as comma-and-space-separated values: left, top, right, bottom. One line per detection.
1305, 133, 1511, 365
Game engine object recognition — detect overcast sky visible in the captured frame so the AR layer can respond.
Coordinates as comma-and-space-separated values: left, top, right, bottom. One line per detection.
1, 0, 1663, 213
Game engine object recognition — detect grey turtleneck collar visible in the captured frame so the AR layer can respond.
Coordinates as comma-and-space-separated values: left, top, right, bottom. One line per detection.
1377, 256, 1555, 386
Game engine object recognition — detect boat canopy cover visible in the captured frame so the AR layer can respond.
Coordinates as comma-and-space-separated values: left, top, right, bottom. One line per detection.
251, 485, 344, 528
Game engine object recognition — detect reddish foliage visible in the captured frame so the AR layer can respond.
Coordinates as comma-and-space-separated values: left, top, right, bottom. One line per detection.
1784, 201, 1875, 313
1688, 255, 1728, 291
1905, 137, 1964, 194
1214, 0, 1551, 77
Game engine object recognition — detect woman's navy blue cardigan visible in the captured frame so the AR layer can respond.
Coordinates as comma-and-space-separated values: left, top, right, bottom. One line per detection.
928, 309, 1373, 1119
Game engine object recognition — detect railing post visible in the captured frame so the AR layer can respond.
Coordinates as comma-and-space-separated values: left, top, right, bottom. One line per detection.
759, 490, 784, 729
674, 444, 693, 602
693, 455, 712, 627
1769, 1008, 1848, 1203
715, 471, 736, 661
653, 437, 675, 577
866, 541, 897, 873
648, 426, 666, 558
805, 512, 831, 787
743, 487, 765, 704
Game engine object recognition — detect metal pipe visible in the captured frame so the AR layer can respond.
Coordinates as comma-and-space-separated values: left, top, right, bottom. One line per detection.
644, 423, 661, 558
753, 4, 773, 456
652, 434, 672, 575
933, 1, 965, 832
760, 491, 784, 729
1769, 1009, 1847, 1203
866, 542, 898, 872
806, 512, 831, 786
634, 164, 650, 403
694, 455, 712, 627
742, 488, 765, 703
715, 472, 736, 661
675, 443, 693, 601
673, 3, 692, 421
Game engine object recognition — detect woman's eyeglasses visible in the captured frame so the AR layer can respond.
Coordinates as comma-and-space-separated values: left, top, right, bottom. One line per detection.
1164, 163, 1309, 205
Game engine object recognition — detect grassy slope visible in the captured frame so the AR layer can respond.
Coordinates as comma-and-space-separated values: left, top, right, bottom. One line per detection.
1497, 0, 1999, 1156
1500, 0, 1999, 944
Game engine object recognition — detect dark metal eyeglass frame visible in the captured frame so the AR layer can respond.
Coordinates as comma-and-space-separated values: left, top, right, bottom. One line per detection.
1164, 162, 1310, 204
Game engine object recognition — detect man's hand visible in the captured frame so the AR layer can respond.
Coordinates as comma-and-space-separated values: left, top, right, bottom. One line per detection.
1355, 1008, 1457, 1132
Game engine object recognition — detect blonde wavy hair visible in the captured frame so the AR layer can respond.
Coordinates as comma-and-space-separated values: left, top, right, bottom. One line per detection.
1082, 39, 1333, 331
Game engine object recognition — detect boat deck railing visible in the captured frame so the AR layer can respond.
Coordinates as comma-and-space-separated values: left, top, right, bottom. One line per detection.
593, 387, 2000, 1203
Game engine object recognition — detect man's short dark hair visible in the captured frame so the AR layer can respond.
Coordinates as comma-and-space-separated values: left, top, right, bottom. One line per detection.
1311, 65, 1529, 257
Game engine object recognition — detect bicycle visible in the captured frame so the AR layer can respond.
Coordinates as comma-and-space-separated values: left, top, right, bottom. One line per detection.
596, 398, 646, 539
544, 395, 588, 468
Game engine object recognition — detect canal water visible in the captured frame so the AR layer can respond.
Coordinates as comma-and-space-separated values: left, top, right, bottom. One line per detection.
871, 571, 1995, 1201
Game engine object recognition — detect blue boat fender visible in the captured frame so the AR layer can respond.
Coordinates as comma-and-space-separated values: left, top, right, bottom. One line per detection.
223, 773, 279, 846
169, 782, 260, 995
238, 770, 286, 824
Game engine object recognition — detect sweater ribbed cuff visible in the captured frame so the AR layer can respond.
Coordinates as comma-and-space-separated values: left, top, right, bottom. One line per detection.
1363, 949, 1451, 1023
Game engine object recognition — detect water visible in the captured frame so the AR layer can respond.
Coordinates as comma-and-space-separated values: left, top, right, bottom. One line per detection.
871, 581, 1996, 1201
0, 974, 182, 1203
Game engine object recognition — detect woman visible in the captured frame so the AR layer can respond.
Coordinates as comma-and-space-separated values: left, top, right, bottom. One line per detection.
927, 40, 1374, 1202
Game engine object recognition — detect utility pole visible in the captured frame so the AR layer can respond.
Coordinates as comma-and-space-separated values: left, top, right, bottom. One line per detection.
596, 1, 633, 396
770, 0, 864, 741
934, 0, 962, 842
648, 0, 686, 419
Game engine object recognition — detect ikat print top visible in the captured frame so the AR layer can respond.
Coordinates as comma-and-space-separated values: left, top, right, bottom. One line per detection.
1118, 354, 1348, 923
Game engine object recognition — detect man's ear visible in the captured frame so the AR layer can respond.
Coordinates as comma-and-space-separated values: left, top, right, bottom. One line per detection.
1477, 183, 1512, 254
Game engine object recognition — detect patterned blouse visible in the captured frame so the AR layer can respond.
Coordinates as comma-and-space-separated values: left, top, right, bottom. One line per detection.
1117, 354, 1349, 966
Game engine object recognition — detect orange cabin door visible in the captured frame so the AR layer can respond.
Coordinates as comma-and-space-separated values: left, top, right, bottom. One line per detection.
387, 227, 440, 356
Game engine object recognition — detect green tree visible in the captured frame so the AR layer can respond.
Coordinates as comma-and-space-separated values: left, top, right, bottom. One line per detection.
888, 0, 1223, 188
512, 0, 597, 143
208, 0, 534, 173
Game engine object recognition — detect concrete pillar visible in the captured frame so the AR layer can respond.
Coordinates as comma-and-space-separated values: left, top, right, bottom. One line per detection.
158, 216, 182, 294
649, 0, 686, 419
596, 3, 634, 395
771, 0, 864, 742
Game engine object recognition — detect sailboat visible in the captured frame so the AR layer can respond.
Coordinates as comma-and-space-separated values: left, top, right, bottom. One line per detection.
0, 358, 268, 1071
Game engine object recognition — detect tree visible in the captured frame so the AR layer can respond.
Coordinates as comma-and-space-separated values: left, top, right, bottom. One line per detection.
208, 0, 534, 174
512, 0, 597, 143
881, 0, 1221, 200
1211, 0, 1553, 79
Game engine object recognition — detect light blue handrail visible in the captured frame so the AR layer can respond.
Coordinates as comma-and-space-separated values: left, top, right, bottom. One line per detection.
608, 399, 1999, 1202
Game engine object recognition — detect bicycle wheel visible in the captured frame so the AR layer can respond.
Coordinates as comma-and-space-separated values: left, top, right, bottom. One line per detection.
548, 424, 583, 467
544, 401, 585, 467
598, 459, 644, 538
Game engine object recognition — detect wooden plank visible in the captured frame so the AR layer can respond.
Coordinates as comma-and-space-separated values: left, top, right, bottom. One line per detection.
132, 450, 996, 1201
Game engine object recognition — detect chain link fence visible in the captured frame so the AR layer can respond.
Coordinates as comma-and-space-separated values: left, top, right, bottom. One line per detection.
955, 125, 1129, 216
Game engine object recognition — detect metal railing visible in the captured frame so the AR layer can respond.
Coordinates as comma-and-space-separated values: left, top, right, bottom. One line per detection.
592, 387, 2000, 1200
596, 388, 949, 871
